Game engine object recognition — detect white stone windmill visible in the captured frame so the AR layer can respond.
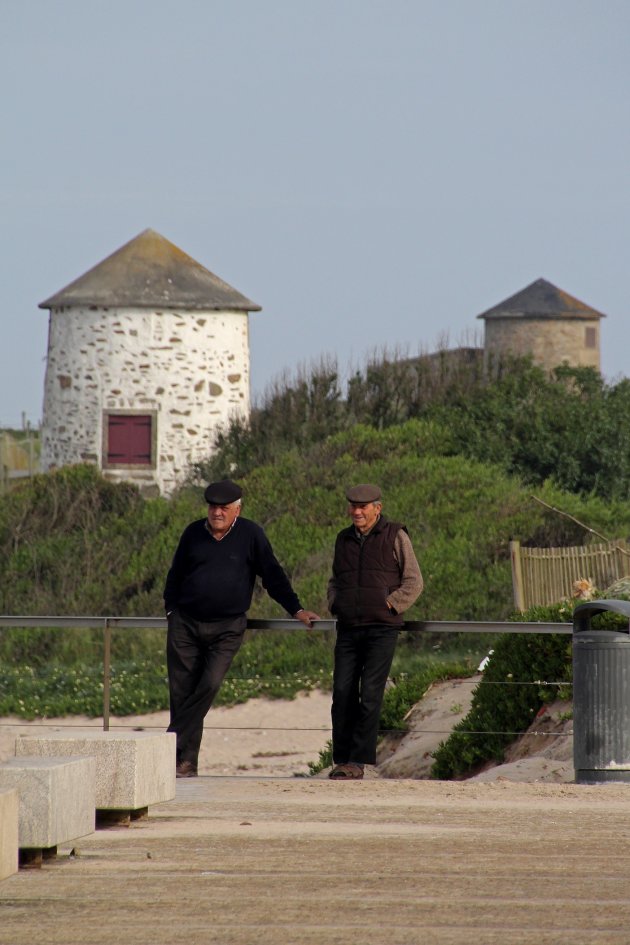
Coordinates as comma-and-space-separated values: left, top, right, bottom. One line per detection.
39, 229, 261, 495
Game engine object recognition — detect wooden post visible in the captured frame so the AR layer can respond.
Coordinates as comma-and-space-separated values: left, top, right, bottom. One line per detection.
510, 540, 526, 611
103, 619, 112, 732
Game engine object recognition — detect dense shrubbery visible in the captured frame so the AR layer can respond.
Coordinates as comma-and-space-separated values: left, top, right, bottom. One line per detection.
432, 588, 630, 780
0, 464, 179, 619
3, 352, 630, 746
430, 602, 573, 779
3, 433, 630, 635
195, 354, 630, 502
5, 354, 630, 630
0, 436, 630, 636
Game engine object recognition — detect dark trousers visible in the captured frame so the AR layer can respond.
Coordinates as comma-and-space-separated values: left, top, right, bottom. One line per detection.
166, 610, 246, 765
331, 624, 399, 766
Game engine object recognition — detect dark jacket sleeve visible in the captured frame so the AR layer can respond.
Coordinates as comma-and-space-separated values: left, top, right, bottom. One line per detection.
163, 526, 190, 613
253, 527, 302, 616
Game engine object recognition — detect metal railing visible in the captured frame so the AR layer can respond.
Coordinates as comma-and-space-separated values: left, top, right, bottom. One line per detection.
0, 615, 572, 731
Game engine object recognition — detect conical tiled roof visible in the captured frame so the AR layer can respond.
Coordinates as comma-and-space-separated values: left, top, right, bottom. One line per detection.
477, 278, 605, 321
39, 229, 261, 312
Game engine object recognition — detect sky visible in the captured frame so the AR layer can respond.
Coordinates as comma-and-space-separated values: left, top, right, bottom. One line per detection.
1, 0, 629, 428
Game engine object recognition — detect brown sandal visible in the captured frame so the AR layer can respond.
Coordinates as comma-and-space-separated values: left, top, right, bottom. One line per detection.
329, 763, 364, 780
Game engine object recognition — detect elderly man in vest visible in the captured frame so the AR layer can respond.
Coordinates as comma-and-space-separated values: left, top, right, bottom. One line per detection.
327, 484, 424, 780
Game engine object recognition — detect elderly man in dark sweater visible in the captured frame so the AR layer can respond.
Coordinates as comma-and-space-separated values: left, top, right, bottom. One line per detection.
327, 483, 423, 780
164, 479, 320, 777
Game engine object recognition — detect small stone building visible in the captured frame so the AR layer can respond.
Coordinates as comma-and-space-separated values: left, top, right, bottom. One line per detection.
477, 278, 605, 373
39, 229, 261, 495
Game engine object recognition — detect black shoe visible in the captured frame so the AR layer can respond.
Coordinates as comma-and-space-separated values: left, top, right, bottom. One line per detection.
176, 760, 198, 778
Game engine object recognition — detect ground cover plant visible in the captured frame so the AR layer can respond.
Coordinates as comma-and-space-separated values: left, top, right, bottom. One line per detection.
0, 628, 336, 719
0, 627, 487, 721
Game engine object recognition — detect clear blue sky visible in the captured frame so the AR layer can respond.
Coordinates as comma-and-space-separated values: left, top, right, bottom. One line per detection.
1, 0, 628, 428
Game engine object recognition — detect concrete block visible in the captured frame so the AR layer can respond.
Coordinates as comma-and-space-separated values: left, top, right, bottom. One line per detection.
0, 788, 19, 880
16, 731, 176, 811
0, 756, 95, 850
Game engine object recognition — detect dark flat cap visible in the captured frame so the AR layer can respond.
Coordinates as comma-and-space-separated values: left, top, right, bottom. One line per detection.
204, 479, 243, 504
346, 483, 382, 503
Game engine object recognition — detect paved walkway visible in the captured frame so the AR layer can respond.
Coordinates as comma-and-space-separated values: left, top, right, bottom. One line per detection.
1, 775, 630, 944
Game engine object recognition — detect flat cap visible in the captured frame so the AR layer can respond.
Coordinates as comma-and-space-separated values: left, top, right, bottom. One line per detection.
346, 483, 382, 503
204, 479, 243, 504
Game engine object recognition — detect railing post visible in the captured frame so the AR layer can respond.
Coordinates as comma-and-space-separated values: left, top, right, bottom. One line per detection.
103, 618, 112, 732
510, 540, 525, 611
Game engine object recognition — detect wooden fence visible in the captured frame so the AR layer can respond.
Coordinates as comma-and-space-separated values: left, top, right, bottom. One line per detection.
510, 538, 630, 611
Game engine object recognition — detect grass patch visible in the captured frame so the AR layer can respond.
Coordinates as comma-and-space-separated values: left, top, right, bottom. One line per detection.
0, 629, 335, 719
0, 661, 168, 719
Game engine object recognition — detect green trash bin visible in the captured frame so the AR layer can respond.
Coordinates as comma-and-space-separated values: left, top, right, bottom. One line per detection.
573, 599, 630, 784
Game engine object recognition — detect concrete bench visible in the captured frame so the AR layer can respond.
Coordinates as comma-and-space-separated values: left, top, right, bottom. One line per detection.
16, 731, 176, 826
0, 788, 19, 880
0, 756, 95, 868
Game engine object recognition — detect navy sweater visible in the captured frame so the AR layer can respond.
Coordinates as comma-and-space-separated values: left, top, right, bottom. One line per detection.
163, 517, 302, 621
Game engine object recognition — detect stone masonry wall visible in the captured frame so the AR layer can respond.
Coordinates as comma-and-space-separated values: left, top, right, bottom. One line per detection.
484, 318, 600, 373
41, 306, 250, 494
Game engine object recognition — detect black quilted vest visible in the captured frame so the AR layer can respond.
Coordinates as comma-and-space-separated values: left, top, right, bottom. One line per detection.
331, 515, 404, 628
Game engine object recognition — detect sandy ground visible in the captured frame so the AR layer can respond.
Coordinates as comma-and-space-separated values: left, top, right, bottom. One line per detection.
3, 773, 630, 944
0, 677, 574, 782
0, 689, 332, 778
3, 683, 625, 945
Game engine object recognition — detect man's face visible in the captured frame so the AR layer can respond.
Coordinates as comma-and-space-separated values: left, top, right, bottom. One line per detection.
207, 501, 241, 537
347, 501, 382, 534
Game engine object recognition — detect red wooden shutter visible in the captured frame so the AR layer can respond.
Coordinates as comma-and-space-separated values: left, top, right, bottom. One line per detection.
107, 415, 152, 465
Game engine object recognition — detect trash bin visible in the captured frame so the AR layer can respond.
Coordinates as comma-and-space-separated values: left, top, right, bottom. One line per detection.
573, 599, 630, 784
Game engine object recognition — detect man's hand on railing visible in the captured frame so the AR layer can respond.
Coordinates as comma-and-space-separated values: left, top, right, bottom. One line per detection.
294, 609, 321, 630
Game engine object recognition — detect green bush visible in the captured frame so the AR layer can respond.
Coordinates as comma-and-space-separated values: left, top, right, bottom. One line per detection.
201, 353, 630, 502
5, 433, 630, 656
431, 603, 572, 779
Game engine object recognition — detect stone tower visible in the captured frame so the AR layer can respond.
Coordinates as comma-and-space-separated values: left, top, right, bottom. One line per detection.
477, 278, 605, 373
39, 229, 261, 495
